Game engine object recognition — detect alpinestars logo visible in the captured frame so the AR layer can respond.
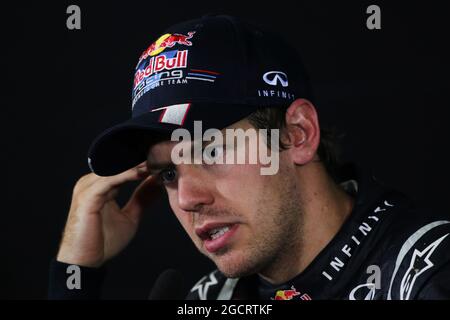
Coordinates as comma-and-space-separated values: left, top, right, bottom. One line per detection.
349, 283, 377, 300
190, 271, 218, 300
400, 233, 449, 300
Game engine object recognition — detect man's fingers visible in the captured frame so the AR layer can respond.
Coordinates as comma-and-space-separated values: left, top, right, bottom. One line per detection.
104, 188, 119, 202
100, 162, 149, 188
122, 174, 161, 222
77, 162, 150, 198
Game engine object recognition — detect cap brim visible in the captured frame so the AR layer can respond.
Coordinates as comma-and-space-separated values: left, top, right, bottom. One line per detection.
87, 102, 262, 176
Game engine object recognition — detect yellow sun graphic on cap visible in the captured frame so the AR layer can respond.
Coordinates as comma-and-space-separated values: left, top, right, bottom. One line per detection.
150, 33, 172, 56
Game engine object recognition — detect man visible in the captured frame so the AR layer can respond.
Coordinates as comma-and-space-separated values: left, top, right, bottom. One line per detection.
49, 15, 450, 300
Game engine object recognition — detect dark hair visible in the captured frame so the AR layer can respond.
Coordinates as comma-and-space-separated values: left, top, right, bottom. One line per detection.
247, 106, 342, 180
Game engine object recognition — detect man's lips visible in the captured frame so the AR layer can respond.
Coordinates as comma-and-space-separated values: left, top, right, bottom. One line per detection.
195, 222, 240, 253
195, 222, 237, 240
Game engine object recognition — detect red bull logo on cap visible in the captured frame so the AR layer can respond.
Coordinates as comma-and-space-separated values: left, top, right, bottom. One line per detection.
138, 31, 196, 65
133, 50, 188, 89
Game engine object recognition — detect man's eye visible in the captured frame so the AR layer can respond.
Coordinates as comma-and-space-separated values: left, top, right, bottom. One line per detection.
160, 168, 177, 183
203, 144, 224, 161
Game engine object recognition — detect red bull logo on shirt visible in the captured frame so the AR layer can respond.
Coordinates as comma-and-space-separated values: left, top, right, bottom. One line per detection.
272, 286, 312, 300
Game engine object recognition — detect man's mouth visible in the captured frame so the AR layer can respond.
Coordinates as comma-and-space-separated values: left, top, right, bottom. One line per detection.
195, 223, 240, 253
209, 226, 231, 240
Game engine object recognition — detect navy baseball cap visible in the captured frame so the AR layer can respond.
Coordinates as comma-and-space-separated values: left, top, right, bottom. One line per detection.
88, 14, 313, 176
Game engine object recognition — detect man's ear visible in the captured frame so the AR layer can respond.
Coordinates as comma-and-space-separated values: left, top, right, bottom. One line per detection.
284, 98, 320, 165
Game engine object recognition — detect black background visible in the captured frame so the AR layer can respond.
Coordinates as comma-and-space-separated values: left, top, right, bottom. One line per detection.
3, 0, 450, 299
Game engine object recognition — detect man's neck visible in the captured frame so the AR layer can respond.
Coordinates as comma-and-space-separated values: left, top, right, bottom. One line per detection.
259, 162, 354, 285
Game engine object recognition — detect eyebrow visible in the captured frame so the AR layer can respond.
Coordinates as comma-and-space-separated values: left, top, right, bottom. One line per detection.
146, 159, 173, 174
146, 139, 228, 172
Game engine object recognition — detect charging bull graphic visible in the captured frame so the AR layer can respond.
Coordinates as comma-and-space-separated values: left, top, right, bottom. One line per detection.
272, 286, 301, 300
138, 31, 196, 64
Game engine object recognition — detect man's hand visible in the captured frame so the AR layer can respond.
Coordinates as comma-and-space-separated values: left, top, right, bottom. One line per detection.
57, 162, 159, 267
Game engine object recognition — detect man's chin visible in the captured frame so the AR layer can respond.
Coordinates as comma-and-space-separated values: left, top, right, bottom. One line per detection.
209, 249, 261, 279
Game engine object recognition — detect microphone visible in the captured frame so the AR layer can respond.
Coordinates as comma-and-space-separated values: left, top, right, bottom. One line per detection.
148, 269, 185, 300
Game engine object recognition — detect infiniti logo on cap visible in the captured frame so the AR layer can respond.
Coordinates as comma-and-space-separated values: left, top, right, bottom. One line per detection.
263, 71, 289, 87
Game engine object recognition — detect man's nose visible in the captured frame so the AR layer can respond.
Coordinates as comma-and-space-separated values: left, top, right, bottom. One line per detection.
177, 166, 214, 212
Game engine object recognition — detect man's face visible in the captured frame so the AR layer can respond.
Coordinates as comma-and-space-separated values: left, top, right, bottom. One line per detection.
147, 119, 304, 278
